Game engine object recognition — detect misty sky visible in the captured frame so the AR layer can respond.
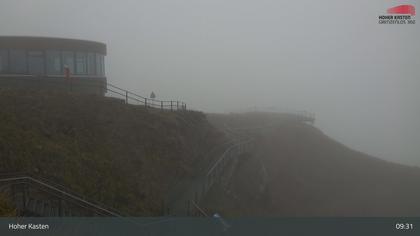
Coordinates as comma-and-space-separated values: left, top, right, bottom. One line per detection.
0, 0, 419, 166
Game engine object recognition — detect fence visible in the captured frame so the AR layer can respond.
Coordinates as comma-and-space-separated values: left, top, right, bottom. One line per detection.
295, 110, 315, 124
185, 136, 255, 217
183, 112, 315, 217
105, 83, 186, 111
0, 172, 122, 217
0, 75, 187, 111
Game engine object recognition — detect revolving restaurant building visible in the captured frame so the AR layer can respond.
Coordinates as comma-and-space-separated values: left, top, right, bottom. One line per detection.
0, 36, 107, 94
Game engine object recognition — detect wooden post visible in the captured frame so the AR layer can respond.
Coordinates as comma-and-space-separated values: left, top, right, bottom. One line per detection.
125, 91, 128, 104
144, 98, 147, 108
170, 101, 173, 111
177, 101, 179, 110
161, 101, 163, 110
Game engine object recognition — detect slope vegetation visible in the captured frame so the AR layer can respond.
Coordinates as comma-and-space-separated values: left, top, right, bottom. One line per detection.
0, 89, 225, 215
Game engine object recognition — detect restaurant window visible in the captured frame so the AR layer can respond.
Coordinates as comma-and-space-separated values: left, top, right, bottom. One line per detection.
0, 50, 8, 73
28, 50, 45, 75
87, 52, 96, 75
46, 50, 62, 75
62, 51, 75, 74
10, 49, 27, 73
96, 54, 104, 76
76, 52, 87, 75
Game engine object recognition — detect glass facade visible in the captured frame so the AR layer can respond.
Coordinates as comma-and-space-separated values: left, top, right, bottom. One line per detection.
0, 50, 8, 73
76, 52, 87, 75
28, 51, 45, 75
0, 49, 105, 77
46, 50, 62, 75
96, 54, 105, 76
87, 53, 96, 75
10, 49, 27, 73
62, 51, 75, 74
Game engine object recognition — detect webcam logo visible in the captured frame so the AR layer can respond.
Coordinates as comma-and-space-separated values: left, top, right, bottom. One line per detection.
387, 5, 415, 16
379, 3, 416, 24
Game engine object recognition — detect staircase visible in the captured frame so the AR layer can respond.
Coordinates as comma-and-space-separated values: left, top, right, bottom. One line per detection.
0, 173, 121, 217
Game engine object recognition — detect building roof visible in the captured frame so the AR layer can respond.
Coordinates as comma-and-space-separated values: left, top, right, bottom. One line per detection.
0, 36, 106, 54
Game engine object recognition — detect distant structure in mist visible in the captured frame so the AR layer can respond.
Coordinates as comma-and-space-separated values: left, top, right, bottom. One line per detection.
233, 105, 315, 124
0, 36, 107, 95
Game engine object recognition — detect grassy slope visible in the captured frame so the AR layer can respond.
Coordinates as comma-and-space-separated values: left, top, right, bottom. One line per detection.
0, 194, 16, 217
203, 113, 420, 217
0, 89, 225, 216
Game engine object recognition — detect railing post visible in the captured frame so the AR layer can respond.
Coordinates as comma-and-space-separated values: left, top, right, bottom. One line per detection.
125, 91, 128, 104
170, 101, 173, 111
161, 200, 165, 216
22, 183, 27, 214
194, 191, 198, 206
161, 101, 163, 110
203, 178, 207, 195
11, 184, 16, 213
187, 200, 191, 216
177, 101, 179, 110
145, 98, 147, 108
58, 199, 63, 217
69, 77, 72, 92
202, 183, 206, 202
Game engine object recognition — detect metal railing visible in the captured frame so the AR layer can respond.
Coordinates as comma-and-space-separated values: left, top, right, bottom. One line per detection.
295, 110, 315, 123
0, 172, 122, 217
105, 83, 186, 111
0, 74, 187, 111
184, 113, 315, 216
186, 126, 255, 216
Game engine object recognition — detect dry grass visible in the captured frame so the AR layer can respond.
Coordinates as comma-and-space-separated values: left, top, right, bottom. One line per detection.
0, 193, 16, 217
0, 89, 225, 215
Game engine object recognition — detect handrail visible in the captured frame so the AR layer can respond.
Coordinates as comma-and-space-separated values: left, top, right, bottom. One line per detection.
0, 173, 122, 217
0, 172, 118, 211
188, 121, 293, 216
7, 179, 112, 216
0, 75, 187, 111
106, 82, 185, 106
105, 82, 186, 110
190, 200, 208, 217
184, 125, 255, 215
207, 145, 236, 176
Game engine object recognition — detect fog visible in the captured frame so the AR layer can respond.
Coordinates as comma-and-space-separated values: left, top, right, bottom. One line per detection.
0, 0, 419, 166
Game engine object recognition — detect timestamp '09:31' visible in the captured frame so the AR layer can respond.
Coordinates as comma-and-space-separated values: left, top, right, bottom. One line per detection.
395, 223, 414, 230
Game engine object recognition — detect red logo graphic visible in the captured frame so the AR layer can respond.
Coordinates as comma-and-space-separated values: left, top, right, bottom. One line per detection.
387, 5, 416, 16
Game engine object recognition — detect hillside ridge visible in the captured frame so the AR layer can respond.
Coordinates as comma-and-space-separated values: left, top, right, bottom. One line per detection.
0, 89, 225, 215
